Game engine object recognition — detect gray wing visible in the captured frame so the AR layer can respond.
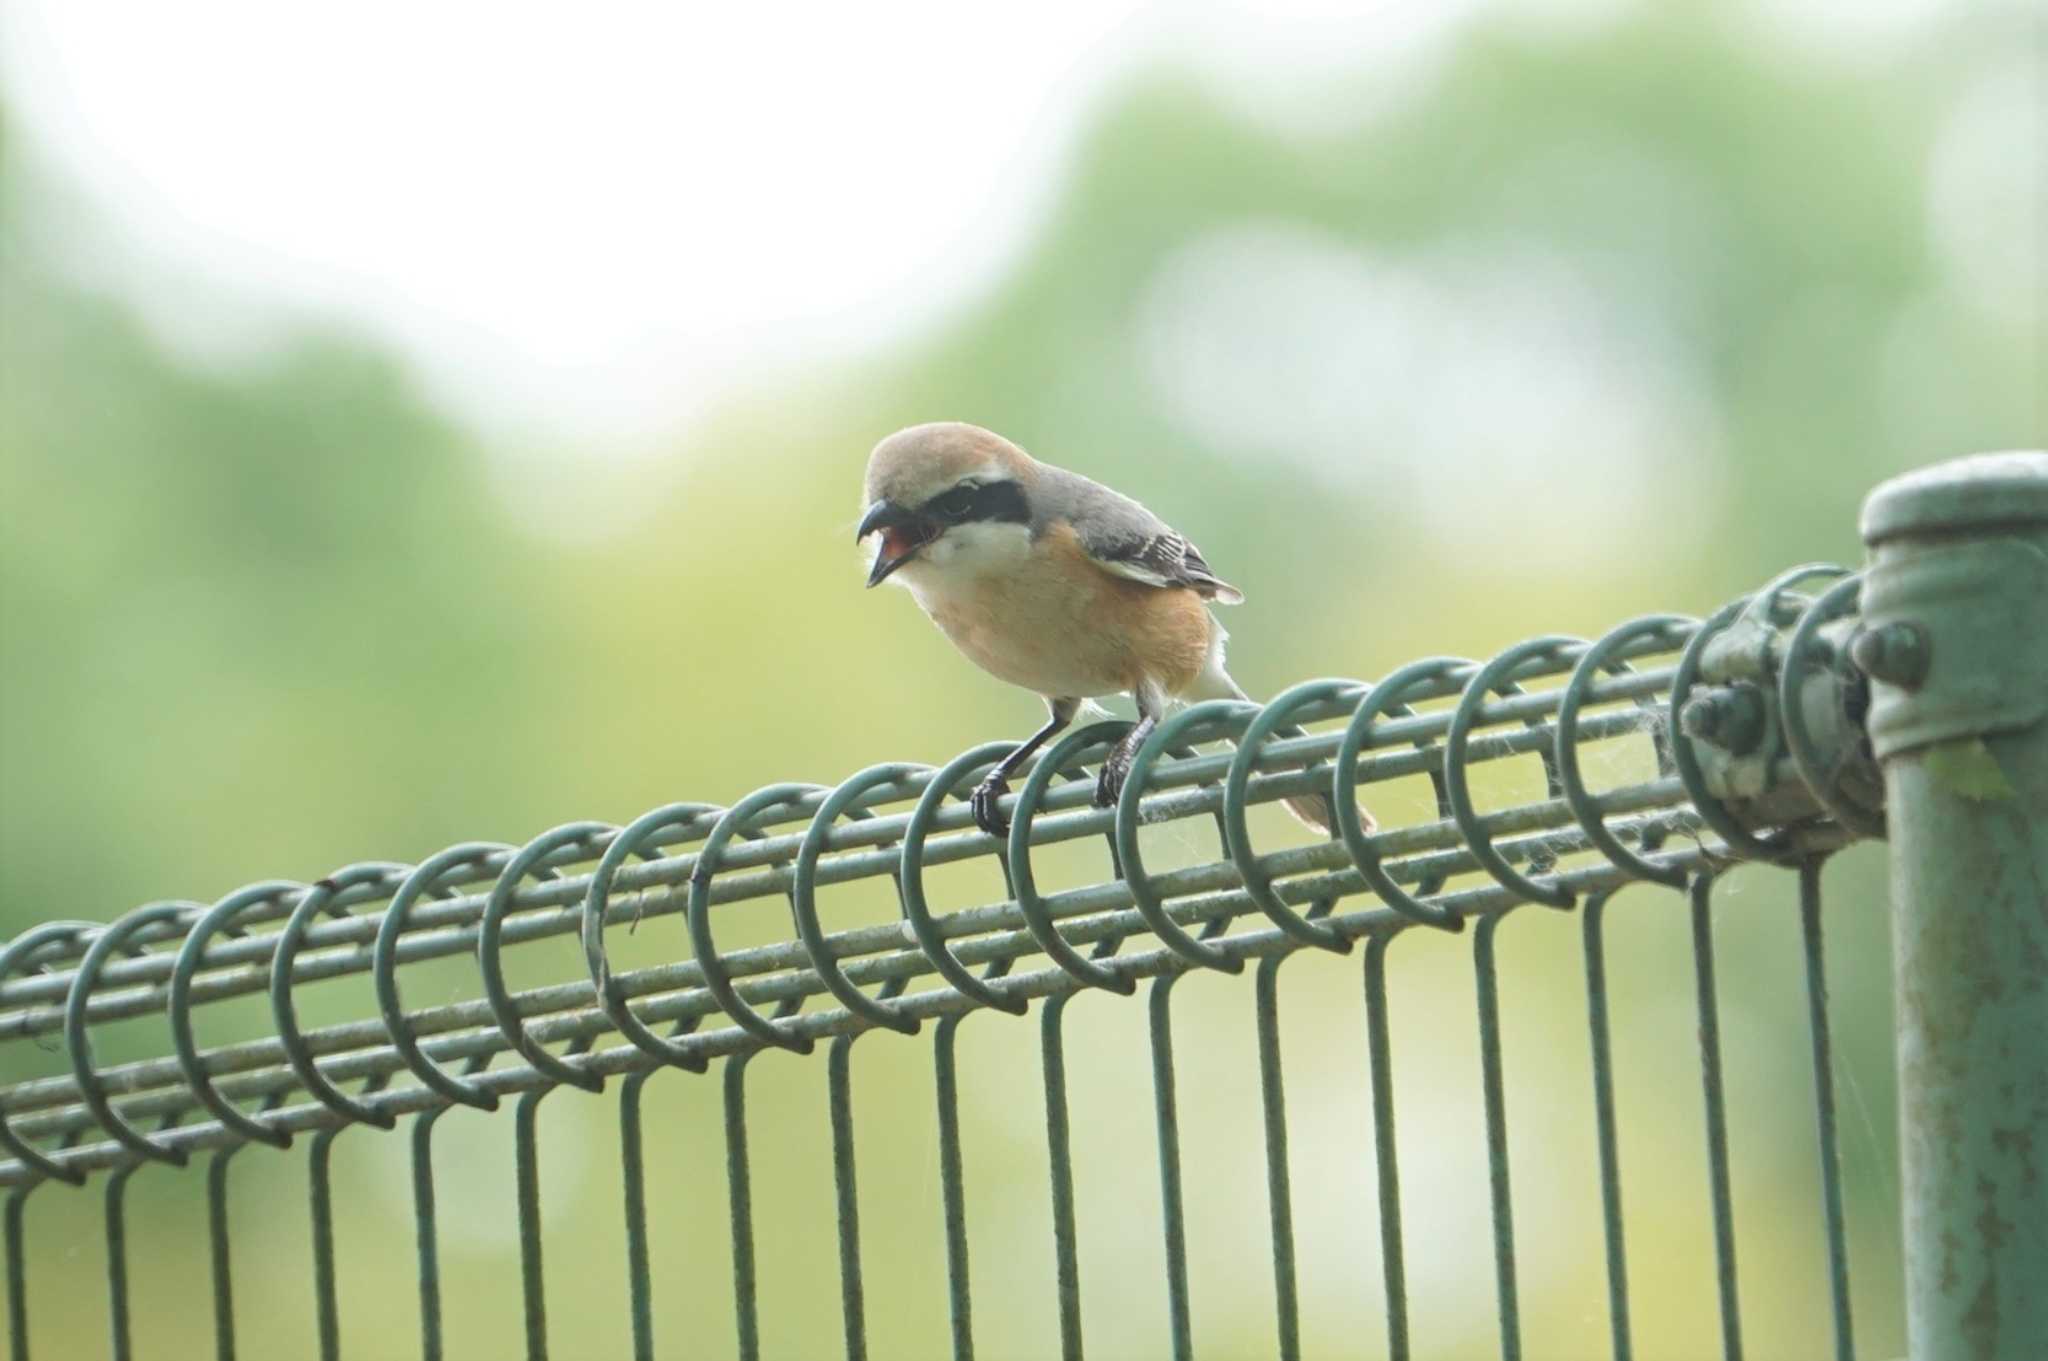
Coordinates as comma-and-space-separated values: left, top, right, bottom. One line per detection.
1057, 473, 1245, 604
1087, 526, 1246, 604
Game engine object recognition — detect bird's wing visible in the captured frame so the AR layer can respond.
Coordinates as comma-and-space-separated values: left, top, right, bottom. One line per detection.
1087, 528, 1245, 604
1068, 486, 1245, 604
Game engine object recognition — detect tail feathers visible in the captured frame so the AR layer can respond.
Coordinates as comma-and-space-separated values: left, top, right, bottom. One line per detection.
1180, 664, 1251, 704
1186, 667, 1378, 838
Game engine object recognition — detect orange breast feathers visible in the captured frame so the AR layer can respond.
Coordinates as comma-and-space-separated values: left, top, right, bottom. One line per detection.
923, 523, 1216, 699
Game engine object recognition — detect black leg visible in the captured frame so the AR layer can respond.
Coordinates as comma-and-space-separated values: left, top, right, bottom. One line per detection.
971, 698, 1079, 837
1095, 683, 1165, 810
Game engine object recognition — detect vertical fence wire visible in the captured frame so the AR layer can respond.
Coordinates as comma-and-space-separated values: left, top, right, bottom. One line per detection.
1689, 874, 1745, 1361
1041, 993, 1084, 1361
411, 1109, 448, 1361
1798, 858, 1856, 1361
828, 1035, 870, 1361
1581, 891, 1633, 1361
103, 1167, 134, 1361
1472, 911, 1522, 1361
618, 1072, 656, 1361
932, 1016, 976, 1361
1147, 975, 1194, 1361
204, 1146, 239, 1361
724, 1052, 763, 1361
1361, 933, 1410, 1361
5, 1185, 34, 1361
513, 1089, 553, 1361
307, 1130, 341, 1361
1253, 956, 1302, 1361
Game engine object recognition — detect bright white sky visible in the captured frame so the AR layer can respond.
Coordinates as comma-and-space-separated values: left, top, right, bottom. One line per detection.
1, 0, 1959, 450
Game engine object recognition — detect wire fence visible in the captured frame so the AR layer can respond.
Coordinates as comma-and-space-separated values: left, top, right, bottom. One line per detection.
5, 451, 2043, 1361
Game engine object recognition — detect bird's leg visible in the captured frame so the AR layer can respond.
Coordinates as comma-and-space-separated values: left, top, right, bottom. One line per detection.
1095, 682, 1165, 810
971, 697, 1079, 837
1093, 713, 1157, 809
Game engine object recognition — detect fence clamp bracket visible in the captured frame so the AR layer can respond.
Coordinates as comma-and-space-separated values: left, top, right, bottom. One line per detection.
1679, 568, 1886, 842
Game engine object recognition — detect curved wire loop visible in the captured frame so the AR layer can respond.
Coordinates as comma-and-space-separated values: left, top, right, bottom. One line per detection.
65, 901, 209, 1165
582, 803, 725, 1072
1754, 563, 1853, 624
0, 922, 110, 1183
1114, 700, 1258, 973
269, 865, 410, 1129
1669, 596, 1775, 858
1222, 678, 1364, 953
170, 881, 310, 1148
375, 843, 516, 1110
791, 763, 929, 1035
1555, 614, 1698, 888
689, 784, 828, 1053
479, 823, 616, 1093
1779, 573, 1886, 840
1667, 564, 1847, 862
899, 742, 1031, 1014
1444, 636, 1582, 909
1005, 721, 1138, 994
1334, 658, 1474, 932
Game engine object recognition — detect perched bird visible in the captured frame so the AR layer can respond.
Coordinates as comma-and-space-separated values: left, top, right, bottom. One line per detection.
857, 421, 1370, 839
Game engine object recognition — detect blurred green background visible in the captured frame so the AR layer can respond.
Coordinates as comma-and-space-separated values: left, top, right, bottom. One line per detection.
2, 3, 2042, 1358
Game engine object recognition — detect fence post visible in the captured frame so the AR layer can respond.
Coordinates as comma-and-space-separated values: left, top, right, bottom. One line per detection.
1858, 450, 2048, 1361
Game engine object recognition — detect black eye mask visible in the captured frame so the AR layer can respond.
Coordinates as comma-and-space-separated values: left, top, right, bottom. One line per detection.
927, 479, 1028, 526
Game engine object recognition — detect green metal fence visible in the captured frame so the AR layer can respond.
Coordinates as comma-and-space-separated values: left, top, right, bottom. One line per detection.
2, 451, 2042, 1360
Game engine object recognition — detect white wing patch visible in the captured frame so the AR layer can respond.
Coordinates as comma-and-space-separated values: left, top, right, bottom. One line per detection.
1098, 556, 1175, 588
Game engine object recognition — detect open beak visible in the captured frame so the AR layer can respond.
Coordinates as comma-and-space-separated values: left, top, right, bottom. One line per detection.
857, 499, 936, 588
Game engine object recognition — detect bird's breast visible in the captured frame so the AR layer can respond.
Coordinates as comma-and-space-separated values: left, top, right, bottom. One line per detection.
901, 525, 1212, 700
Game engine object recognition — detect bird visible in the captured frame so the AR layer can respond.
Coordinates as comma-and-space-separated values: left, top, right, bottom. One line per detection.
856, 421, 1372, 840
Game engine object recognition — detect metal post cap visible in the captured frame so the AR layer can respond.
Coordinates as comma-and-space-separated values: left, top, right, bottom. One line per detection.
1860, 449, 2048, 545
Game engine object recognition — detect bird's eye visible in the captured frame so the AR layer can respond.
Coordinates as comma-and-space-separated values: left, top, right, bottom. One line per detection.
933, 486, 978, 520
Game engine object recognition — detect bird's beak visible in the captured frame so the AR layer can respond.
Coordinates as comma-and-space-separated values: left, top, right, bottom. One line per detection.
857, 499, 935, 588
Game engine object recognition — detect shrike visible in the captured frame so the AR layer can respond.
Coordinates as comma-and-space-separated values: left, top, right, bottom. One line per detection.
857, 421, 1368, 839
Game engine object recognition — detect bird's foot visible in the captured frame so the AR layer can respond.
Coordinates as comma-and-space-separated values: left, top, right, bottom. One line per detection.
970, 774, 1012, 838
1093, 749, 1132, 810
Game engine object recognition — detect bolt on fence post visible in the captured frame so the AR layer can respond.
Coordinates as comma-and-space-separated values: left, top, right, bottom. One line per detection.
1859, 450, 2048, 1361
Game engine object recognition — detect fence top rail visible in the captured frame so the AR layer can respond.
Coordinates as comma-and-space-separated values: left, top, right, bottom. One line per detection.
0, 576, 1875, 1188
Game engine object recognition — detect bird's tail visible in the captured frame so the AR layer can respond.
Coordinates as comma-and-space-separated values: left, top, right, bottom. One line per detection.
1182, 667, 1377, 838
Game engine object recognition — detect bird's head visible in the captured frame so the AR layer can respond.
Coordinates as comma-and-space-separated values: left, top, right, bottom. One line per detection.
857, 422, 1034, 588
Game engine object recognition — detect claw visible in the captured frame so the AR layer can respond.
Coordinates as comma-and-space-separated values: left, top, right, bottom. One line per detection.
970, 774, 1012, 838
1093, 756, 1127, 810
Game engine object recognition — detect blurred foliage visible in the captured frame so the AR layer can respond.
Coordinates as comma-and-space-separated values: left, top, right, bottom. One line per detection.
2, 5, 2040, 1358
